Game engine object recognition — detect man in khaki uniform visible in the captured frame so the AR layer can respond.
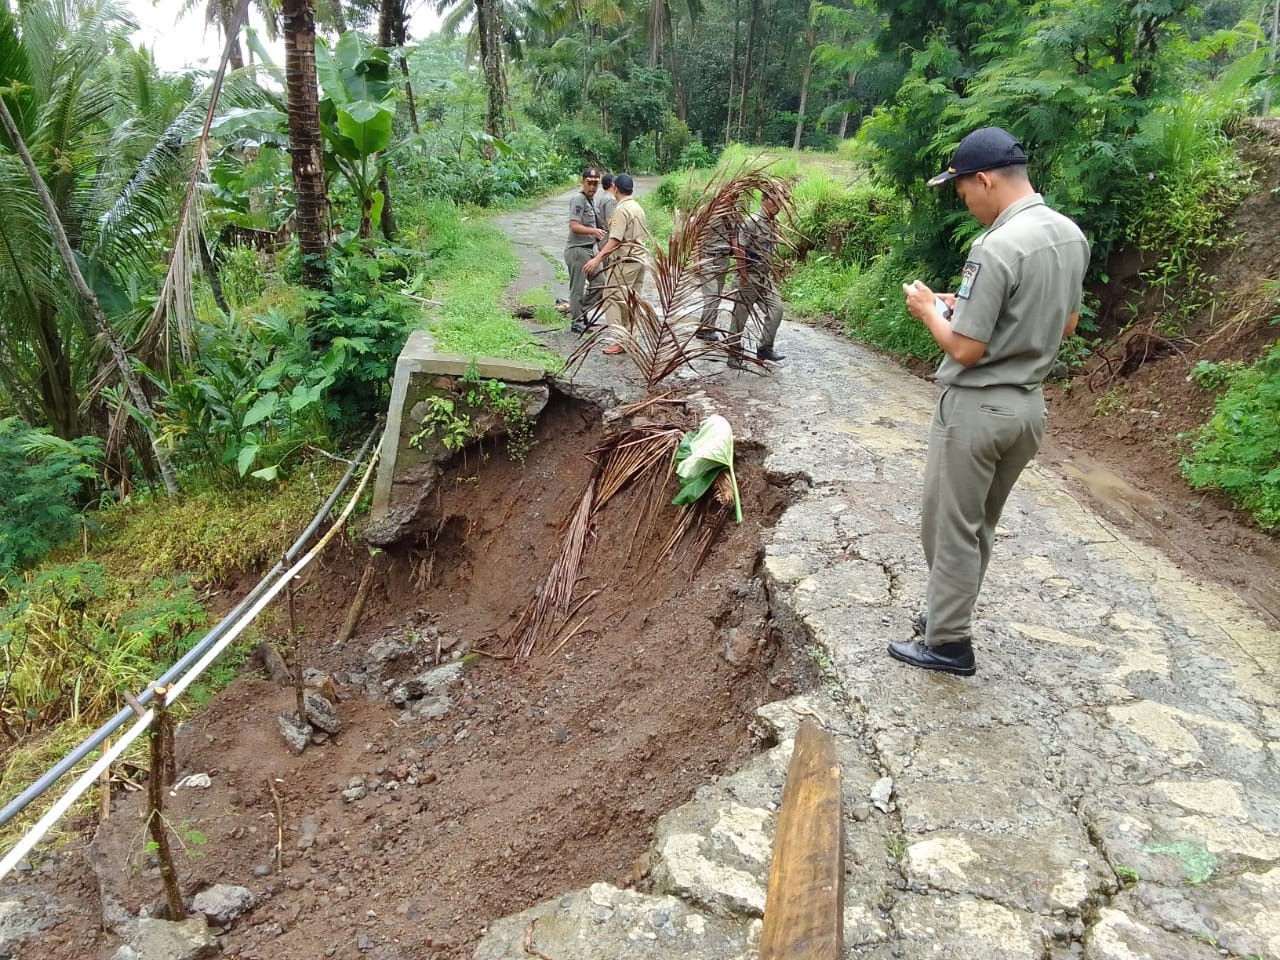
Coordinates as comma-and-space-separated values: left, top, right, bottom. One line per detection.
728, 193, 786, 363
695, 206, 739, 341
578, 173, 619, 332
584, 173, 648, 355
564, 167, 606, 332
890, 126, 1090, 677
595, 172, 618, 234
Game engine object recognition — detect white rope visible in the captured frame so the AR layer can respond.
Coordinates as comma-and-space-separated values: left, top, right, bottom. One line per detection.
0, 447, 379, 879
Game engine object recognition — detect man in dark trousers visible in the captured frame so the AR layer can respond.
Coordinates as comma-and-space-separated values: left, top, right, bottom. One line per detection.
581, 173, 619, 331
565, 167, 606, 333
889, 126, 1090, 677
728, 190, 786, 363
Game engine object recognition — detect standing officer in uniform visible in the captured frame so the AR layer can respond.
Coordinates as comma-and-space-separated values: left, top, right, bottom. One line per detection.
584, 173, 648, 356
579, 173, 619, 332
564, 167, 605, 333
888, 126, 1090, 677
596, 172, 618, 233
695, 205, 739, 341
728, 191, 786, 363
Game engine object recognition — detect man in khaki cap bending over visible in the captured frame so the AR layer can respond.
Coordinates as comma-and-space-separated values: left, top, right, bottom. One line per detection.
889, 126, 1090, 677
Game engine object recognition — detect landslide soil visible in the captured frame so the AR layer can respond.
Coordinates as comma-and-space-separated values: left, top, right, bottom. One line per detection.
15, 396, 801, 960
1038, 119, 1280, 622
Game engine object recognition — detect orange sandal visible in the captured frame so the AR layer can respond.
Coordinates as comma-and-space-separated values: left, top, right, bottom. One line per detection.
602, 345, 625, 355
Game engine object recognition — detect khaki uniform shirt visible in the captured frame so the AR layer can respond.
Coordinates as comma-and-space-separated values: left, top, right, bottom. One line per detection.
608, 196, 648, 262
566, 191, 601, 249
595, 192, 618, 236
738, 210, 778, 276
701, 209, 738, 262
939, 193, 1090, 389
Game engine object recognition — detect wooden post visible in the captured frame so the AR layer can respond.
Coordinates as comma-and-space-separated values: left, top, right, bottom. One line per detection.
758, 720, 844, 960
146, 686, 185, 920
98, 736, 112, 823
287, 574, 306, 724
336, 557, 378, 646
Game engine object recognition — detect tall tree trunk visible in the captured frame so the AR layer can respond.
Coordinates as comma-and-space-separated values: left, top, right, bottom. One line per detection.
216, 0, 245, 69
475, 0, 508, 143
752, 12, 777, 142
668, 13, 687, 123
391, 0, 420, 133
378, 170, 396, 241
648, 0, 664, 66
837, 70, 856, 139
725, 3, 739, 145
379, 0, 420, 133
377, 0, 392, 44
737, 0, 759, 140
283, 0, 329, 289
0, 94, 180, 493
792, 21, 815, 150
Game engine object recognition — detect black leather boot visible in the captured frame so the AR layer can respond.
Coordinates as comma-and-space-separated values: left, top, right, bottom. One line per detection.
886, 639, 976, 676
757, 345, 786, 362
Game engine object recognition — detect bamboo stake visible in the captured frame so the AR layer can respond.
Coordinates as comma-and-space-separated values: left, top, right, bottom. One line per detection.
146, 686, 185, 920
336, 556, 379, 646
98, 736, 111, 823
287, 574, 305, 724
267, 778, 284, 871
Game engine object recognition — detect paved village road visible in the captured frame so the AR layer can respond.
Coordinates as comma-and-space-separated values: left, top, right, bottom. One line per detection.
479, 185, 1280, 960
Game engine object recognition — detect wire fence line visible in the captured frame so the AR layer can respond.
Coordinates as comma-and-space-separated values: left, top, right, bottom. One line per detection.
0, 431, 382, 879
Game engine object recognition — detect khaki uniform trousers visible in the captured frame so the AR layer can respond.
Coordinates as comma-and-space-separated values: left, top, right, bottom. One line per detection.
729, 271, 783, 350
565, 244, 601, 324
921, 384, 1047, 646
603, 259, 646, 332
698, 254, 732, 333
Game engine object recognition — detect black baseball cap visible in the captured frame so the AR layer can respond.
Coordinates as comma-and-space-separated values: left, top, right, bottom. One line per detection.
613, 173, 634, 194
582, 167, 601, 180
927, 127, 1028, 187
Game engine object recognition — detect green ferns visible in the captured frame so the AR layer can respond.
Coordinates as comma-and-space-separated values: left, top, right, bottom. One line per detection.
0, 419, 100, 577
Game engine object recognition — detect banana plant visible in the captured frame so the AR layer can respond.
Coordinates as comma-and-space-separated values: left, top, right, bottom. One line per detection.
316, 32, 398, 240
215, 31, 399, 240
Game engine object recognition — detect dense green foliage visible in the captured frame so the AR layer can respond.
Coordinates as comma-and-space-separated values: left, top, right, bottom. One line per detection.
1182, 341, 1280, 528
0, 420, 101, 576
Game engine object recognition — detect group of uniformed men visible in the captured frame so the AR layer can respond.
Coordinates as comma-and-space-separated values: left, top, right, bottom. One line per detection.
563, 166, 787, 363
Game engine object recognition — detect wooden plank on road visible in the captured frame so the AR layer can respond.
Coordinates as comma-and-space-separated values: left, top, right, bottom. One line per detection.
758, 719, 844, 960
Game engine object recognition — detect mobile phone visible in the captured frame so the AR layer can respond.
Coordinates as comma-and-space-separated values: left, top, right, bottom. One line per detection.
934, 297, 953, 320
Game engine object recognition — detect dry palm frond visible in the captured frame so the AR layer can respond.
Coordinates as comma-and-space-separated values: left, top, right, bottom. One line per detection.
135, 0, 253, 368
509, 426, 686, 658
510, 480, 596, 658
658, 470, 738, 576
590, 425, 685, 509
615, 391, 685, 419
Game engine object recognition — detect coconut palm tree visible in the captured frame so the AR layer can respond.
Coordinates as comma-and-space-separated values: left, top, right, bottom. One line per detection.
282, 0, 330, 287
0, 0, 198, 488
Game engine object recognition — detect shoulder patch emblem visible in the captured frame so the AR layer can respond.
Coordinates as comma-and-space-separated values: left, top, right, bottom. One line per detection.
957, 260, 981, 300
